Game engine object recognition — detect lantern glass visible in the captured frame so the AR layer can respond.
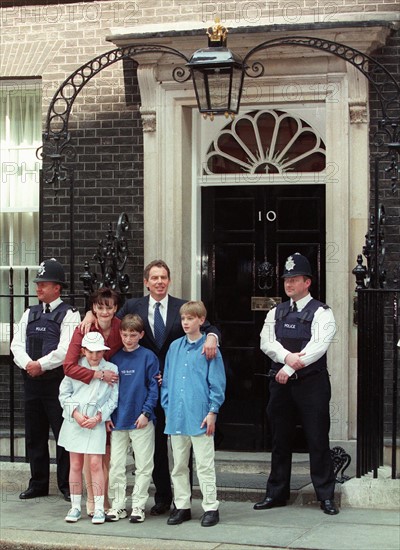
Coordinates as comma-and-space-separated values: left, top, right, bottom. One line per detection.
188, 47, 245, 116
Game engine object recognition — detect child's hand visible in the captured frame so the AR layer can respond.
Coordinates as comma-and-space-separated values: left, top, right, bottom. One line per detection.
73, 410, 88, 427
82, 414, 101, 430
201, 412, 216, 436
135, 414, 149, 429
105, 420, 114, 432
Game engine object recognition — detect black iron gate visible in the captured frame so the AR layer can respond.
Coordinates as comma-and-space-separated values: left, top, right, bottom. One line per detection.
355, 287, 399, 478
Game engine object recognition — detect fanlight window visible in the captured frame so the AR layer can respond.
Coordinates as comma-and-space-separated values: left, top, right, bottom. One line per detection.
204, 109, 326, 175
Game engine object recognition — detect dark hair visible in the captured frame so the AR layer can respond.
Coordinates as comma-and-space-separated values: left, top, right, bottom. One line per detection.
143, 260, 171, 281
120, 313, 144, 332
90, 287, 120, 310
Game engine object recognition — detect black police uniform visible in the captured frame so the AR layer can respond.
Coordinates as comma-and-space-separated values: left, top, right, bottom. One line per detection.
22, 302, 73, 495
266, 298, 336, 502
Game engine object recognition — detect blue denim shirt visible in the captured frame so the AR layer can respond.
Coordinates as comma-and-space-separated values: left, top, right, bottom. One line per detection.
161, 334, 226, 436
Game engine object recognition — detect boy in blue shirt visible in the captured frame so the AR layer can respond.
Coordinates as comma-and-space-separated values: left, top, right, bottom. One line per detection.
106, 314, 159, 524
161, 301, 226, 527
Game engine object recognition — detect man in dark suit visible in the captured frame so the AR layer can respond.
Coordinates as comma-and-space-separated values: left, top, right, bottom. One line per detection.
84, 260, 220, 515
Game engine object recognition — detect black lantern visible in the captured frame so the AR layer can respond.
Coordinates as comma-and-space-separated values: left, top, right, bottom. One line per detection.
187, 19, 245, 120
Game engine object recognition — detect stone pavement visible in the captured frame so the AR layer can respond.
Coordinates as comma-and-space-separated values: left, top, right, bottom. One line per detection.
1, 451, 399, 549
1, 488, 399, 550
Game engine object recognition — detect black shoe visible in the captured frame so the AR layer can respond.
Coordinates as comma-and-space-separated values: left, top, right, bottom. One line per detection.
201, 510, 219, 527
167, 508, 191, 525
19, 488, 48, 500
61, 490, 71, 502
320, 499, 339, 515
253, 496, 287, 510
150, 502, 171, 516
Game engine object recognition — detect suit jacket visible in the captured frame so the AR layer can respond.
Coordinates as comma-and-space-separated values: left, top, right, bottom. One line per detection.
117, 295, 221, 371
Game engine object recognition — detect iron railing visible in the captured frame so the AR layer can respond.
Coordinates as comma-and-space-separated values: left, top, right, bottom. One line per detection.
356, 288, 399, 479
0, 267, 86, 462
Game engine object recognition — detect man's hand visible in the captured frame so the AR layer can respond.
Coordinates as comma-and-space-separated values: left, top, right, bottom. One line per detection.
284, 352, 306, 371
202, 334, 218, 360
275, 368, 290, 385
26, 361, 43, 377
201, 412, 216, 436
79, 311, 97, 334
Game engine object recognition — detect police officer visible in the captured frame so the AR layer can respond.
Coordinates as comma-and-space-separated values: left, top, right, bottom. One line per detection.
254, 253, 339, 515
11, 259, 80, 500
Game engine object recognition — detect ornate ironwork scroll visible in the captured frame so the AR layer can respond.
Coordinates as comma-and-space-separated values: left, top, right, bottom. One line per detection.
80, 212, 131, 304
257, 260, 275, 291
243, 36, 399, 125
39, 44, 190, 188
93, 212, 131, 293
330, 446, 352, 484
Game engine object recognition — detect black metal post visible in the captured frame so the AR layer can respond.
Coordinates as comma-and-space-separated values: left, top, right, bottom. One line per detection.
8, 268, 15, 462
69, 168, 75, 298
391, 293, 398, 478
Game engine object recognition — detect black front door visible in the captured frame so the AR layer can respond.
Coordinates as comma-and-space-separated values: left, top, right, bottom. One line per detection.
201, 184, 326, 451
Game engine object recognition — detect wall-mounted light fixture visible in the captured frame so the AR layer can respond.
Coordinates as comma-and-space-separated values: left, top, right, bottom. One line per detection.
187, 18, 245, 120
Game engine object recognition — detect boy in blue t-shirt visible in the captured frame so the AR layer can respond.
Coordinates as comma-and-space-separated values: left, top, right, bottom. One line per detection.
105, 314, 159, 524
161, 301, 226, 527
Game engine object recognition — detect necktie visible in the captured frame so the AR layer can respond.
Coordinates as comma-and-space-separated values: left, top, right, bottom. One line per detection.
45, 303, 51, 313
290, 301, 297, 312
154, 302, 165, 348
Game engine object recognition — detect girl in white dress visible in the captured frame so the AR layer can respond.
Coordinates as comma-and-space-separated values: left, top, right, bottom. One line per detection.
59, 332, 118, 524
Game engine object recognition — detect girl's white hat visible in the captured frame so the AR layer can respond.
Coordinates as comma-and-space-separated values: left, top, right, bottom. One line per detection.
81, 332, 110, 351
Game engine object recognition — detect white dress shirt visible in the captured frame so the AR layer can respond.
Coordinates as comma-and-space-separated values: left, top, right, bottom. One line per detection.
148, 295, 168, 337
11, 297, 81, 371
260, 293, 337, 376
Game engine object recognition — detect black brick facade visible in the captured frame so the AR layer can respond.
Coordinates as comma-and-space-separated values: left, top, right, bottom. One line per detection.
41, 59, 144, 299
368, 28, 400, 438
1, 59, 144, 435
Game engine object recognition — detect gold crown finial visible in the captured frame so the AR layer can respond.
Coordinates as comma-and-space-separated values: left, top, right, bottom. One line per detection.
206, 17, 228, 46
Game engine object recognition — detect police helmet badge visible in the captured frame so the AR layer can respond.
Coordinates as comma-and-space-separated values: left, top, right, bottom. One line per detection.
285, 256, 296, 273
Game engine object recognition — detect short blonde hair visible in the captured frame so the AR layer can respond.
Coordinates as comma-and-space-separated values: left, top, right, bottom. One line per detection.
120, 314, 144, 332
179, 300, 207, 319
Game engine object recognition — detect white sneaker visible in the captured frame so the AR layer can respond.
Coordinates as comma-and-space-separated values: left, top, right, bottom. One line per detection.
65, 508, 81, 523
105, 508, 127, 522
130, 507, 145, 523
92, 509, 106, 524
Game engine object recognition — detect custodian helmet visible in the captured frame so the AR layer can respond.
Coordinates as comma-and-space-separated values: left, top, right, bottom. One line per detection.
281, 253, 313, 279
33, 258, 66, 287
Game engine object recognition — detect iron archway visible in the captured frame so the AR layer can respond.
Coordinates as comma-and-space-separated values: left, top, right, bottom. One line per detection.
39, 35, 399, 290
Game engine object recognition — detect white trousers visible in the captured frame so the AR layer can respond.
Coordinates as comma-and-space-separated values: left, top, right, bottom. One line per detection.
170, 434, 219, 512
108, 422, 155, 510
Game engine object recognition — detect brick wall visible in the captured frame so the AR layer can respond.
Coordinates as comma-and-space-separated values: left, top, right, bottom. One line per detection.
368, 28, 400, 438
41, 59, 144, 297
1, 1, 399, 27
2, 1, 146, 297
